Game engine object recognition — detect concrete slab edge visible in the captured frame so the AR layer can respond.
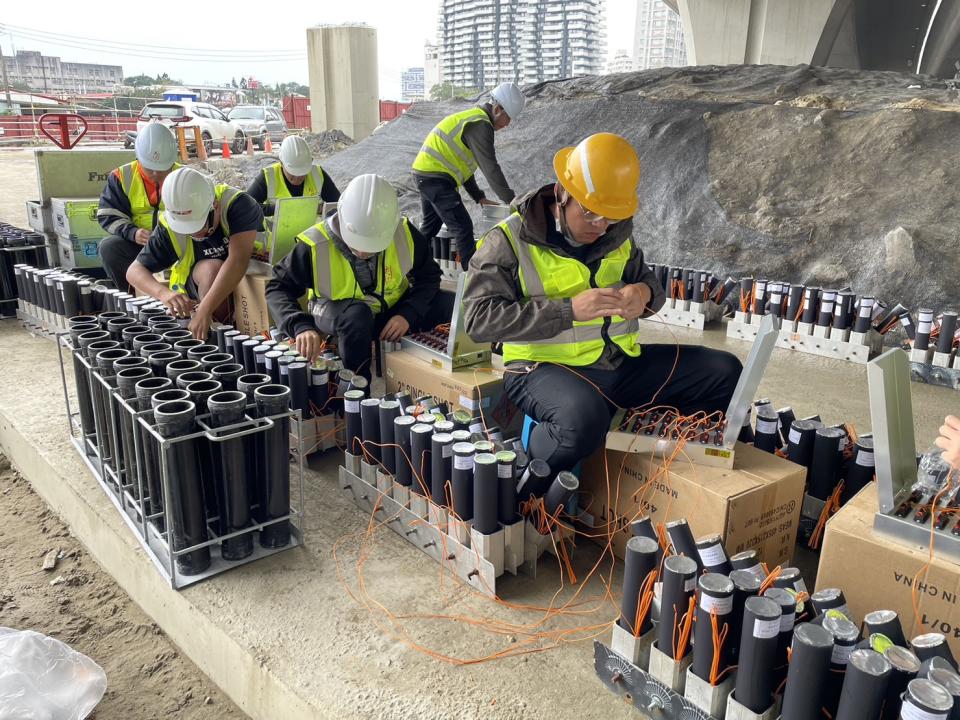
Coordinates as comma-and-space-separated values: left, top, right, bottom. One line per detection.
0, 412, 321, 720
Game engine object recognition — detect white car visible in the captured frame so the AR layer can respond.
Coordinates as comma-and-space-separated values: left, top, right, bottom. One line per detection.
137, 100, 247, 155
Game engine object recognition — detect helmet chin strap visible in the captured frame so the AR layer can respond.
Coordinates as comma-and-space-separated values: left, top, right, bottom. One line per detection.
554, 187, 585, 247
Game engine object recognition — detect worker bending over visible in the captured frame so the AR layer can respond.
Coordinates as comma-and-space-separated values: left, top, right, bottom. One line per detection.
464, 133, 742, 472
266, 174, 444, 380
126, 167, 262, 340
246, 135, 340, 210
412, 82, 525, 270
98, 123, 180, 291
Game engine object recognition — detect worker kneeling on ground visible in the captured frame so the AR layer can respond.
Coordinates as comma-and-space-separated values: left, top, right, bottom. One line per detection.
97, 123, 180, 291
266, 174, 445, 381
126, 167, 262, 340
412, 82, 525, 270
463, 133, 743, 472
246, 135, 341, 211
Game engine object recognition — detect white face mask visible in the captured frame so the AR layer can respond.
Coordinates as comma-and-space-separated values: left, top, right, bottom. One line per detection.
554, 202, 585, 247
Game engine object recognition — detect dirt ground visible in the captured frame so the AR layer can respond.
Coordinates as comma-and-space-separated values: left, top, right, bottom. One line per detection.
0, 454, 246, 720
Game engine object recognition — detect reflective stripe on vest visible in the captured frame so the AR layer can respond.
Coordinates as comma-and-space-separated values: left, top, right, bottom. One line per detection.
411, 107, 490, 186
495, 212, 641, 366
161, 184, 241, 294
296, 217, 414, 313
114, 160, 181, 230
263, 162, 324, 201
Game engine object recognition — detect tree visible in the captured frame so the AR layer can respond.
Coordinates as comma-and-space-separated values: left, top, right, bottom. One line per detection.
429, 82, 478, 101
155, 72, 179, 84
239, 77, 248, 89
123, 74, 156, 87
231, 77, 238, 88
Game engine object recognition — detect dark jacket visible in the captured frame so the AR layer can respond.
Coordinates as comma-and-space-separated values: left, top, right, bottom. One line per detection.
245, 164, 341, 206
97, 170, 147, 243
266, 214, 441, 339
463, 184, 665, 370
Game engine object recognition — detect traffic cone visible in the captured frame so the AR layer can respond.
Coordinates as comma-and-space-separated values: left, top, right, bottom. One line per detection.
221, 140, 231, 159
246, 136, 255, 156
264, 136, 273, 153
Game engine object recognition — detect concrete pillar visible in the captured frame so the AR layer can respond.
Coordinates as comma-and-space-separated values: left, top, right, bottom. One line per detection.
306, 25, 379, 142
678, 0, 837, 66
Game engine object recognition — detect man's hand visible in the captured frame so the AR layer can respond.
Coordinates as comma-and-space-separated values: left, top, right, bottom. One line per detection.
188, 308, 212, 341
380, 315, 410, 342
160, 289, 195, 319
295, 330, 323, 362
571, 288, 624, 322
935, 415, 960, 467
478, 198, 498, 207
134, 229, 150, 246
619, 283, 653, 320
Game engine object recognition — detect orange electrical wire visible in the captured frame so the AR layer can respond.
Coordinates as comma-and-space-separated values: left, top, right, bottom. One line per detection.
759, 565, 783, 595
673, 596, 696, 661
631, 569, 658, 638
709, 610, 731, 686
808, 481, 844, 550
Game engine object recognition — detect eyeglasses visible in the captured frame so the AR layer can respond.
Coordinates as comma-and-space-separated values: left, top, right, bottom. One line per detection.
574, 199, 617, 227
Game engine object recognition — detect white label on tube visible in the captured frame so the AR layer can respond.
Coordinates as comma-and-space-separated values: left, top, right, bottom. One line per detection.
459, 394, 478, 410
700, 593, 733, 615
280, 366, 288, 376
497, 463, 512, 478
697, 542, 727, 568
454, 454, 474, 471
81, 286, 91, 295
345, 400, 360, 414
469, 421, 484, 434
919, 320, 933, 334
312, 372, 329, 386
757, 419, 779, 434
859, 304, 873, 317
780, 612, 795, 632
753, 617, 780, 639
442, 444, 452, 458
901, 315, 913, 327
788, 428, 801, 444
855, 450, 875, 467
831, 643, 854, 664
265, 358, 273, 369
794, 578, 807, 594
901, 701, 948, 720
685, 577, 697, 593
838, 436, 848, 450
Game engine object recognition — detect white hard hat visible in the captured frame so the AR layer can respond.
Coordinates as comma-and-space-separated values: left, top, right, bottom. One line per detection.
490, 82, 525, 120
135, 122, 178, 171
161, 167, 215, 235
337, 174, 400, 254
278, 135, 314, 176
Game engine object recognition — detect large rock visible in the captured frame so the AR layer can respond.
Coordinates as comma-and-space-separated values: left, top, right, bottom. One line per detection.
319, 64, 960, 312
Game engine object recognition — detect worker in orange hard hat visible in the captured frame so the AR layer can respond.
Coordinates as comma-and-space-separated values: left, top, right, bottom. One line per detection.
464, 132, 742, 473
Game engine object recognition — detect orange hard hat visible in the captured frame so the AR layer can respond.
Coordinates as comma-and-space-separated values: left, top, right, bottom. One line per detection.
552, 132, 640, 220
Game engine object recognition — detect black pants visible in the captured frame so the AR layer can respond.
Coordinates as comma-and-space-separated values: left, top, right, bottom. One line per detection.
503, 345, 743, 472
99, 234, 141, 292
415, 175, 475, 270
314, 292, 454, 381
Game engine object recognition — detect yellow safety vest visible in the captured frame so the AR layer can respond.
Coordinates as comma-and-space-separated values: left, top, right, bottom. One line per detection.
296, 217, 415, 313
117, 160, 182, 229
159, 184, 241, 294
492, 213, 641, 366
262, 162, 324, 200
411, 107, 490, 187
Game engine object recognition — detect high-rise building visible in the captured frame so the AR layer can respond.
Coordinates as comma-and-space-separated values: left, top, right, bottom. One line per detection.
401, 67, 426, 102
424, 43, 442, 96
633, 0, 687, 71
3, 50, 123, 95
607, 49, 635, 74
437, 0, 606, 90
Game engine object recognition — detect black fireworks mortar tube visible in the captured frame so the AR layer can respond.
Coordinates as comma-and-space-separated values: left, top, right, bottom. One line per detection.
781, 622, 835, 720
696, 533, 732, 575
901, 678, 955, 720
753, 280, 768, 316
666, 518, 701, 573
810, 588, 848, 618
938, 312, 958, 355
208, 390, 254, 561
730, 549, 765, 579
657, 554, 699, 659
619, 535, 659, 636
863, 610, 907, 648
496, 450, 518, 524
754, 408, 780, 453
430, 432, 453, 506
853, 297, 875, 334
211, 324, 233, 353
691, 573, 735, 683
786, 419, 824, 468
764, 586, 798, 686
786, 284, 805, 322
451, 441, 475, 521
732, 595, 782, 714
835, 649, 892, 720
880, 645, 921, 720
801, 287, 821, 325
409, 424, 433, 496
378, 400, 401, 475
358, 399, 383, 463
287, 362, 310, 420
843, 437, 875, 504
911, 633, 957, 669
926, 667, 960, 720
343, 389, 364, 458
824, 612, 860, 715
154, 399, 211, 576
212, 363, 244, 393
70, 324, 103, 440
631, 515, 664, 567
914, 309, 935, 352
543, 471, 578, 518
808, 427, 845, 501
228, 333, 249, 364
116, 366, 153, 490
308, 364, 330, 414
517, 458, 551, 499
727, 569, 762, 665
135, 378, 174, 525
393, 415, 416, 487
254, 384, 292, 549
817, 290, 838, 328
472, 452, 500, 535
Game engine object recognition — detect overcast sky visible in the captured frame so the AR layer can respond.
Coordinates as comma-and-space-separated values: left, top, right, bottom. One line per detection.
1, 0, 636, 99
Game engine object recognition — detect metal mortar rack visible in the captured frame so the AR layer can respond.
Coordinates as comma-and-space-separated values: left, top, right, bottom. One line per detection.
57, 333, 305, 590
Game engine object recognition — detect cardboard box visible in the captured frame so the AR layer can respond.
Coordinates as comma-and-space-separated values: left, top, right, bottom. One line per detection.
818, 484, 960, 657
384, 349, 522, 436
580, 443, 806, 567
233, 271, 272, 337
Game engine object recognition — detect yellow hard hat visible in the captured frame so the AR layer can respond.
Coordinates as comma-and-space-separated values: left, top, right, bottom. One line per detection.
552, 133, 640, 220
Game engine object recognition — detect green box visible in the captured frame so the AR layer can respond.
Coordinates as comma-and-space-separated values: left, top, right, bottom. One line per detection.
50, 197, 106, 240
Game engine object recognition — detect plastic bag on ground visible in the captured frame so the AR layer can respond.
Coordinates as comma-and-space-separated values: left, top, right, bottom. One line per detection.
0, 627, 106, 720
